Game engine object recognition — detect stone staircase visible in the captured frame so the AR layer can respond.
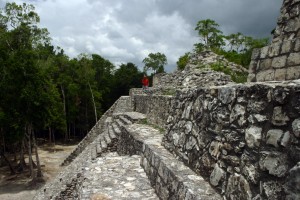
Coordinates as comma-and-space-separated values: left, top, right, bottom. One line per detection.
118, 123, 221, 200
34, 99, 222, 200
61, 96, 132, 166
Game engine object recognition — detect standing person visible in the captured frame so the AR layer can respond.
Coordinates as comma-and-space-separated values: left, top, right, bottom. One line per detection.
142, 74, 149, 92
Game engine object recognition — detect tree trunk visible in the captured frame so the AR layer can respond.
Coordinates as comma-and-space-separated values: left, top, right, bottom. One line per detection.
0, 128, 5, 152
60, 85, 68, 141
32, 131, 42, 178
18, 139, 26, 172
88, 82, 98, 123
0, 150, 15, 175
48, 127, 52, 144
26, 124, 35, 178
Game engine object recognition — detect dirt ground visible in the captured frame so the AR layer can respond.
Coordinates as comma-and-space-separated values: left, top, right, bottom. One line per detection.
0, 144, 77, 200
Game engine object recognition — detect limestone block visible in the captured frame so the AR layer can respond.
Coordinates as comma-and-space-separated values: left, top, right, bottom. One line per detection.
294, 38, 300, 51
218, 87, 236, 104
266, 129, 284, 147
210, 163, 225, 186
281, 40, 293, 54
268, 42, 281, 57
251, 48, 261, 60
287, 52, 300, 66
209, 141, 222, 159
247, 100, 268, 113
256, 69, 275, 82
259, 152, 289, 177
248, 60, 257, 73
260, 46, 269, 59
272, 106, 290, 126
248, 114, 267, 124
286, 65, 300, 80
229, 104, 246, 126
292, 118, 300, 137
262, 181, 284, 200
280, 131, 291, 147
274, 68, 287, 81
272, 87, 289, 104
185, 136, 197, 150
284, 18, 300, 33
258, 58, 272, 70
247, 73, 256, 82
184, 121, 193, 135
285, 162, 300, 199
242, 164, 259, 184
271, 56, 287, 68
226, 173, 252, 200
245, 126, 262, 148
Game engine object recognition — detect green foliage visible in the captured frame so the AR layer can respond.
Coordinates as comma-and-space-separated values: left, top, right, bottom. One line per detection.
195, 19, 225, 49
162, 88, 177, 96
209, 62, 247, 83
193, 18, 270, 70
143, 52, 167, 74
110, 62, 143, 105
176, 52, 189, 70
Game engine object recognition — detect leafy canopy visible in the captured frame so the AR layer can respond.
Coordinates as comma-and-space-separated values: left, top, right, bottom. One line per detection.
143, 52, 167, 74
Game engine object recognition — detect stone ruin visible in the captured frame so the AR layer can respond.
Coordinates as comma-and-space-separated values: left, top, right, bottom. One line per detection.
248, 0, 300, 82
34, 0, 300, 199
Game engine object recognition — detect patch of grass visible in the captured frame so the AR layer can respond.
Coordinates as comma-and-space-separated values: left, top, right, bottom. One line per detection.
209, 62, 248, 83
162, 88, 177, 96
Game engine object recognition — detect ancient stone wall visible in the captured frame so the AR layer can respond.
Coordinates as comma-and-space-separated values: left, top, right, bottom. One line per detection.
161, 81, 300, 199
248, 0, 300, 82
152, 51, 243, 89
131, 94, 173, 128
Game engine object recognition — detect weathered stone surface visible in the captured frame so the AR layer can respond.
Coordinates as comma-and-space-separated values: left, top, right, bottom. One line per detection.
256, 69, 275, 81
248, 0, 300, 82
272, 106, 290, 126
259, 152, 289, 177
292, 118, 300, 137
268, 42, 281, 57
245, 126, 262, 148
262, 181, 285, 200
286, 65, 300, 80
260, 46, 269, 59
295, 38, 300, 51
287, 52, 300, 66
226, 173, 252, 200
272, 56, 287, 68
274, 68, 287, 80
281, 131, 291, 147
162, 81, 300, 199
285, 162, 300, 200
266, 129, 284, 147
210, 163, 226, 186
281, 40, 293, 54
242, 164, 259, 184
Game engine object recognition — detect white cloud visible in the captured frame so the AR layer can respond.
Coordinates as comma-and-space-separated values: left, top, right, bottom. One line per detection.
3, 0, 282, 72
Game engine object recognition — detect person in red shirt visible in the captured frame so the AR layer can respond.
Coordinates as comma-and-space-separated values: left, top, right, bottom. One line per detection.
142, 74, 149, 91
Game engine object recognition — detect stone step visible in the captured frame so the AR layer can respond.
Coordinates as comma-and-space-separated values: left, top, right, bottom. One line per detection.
96, 142, 102, 155
122, 112, 146, 123
118, 124, 222, 200
108, 124, 117, 140
111, 122, 121, 136
115, 118, 126, 128
91, 145, 97, 160
104, 131, 112, 144
101, 138, 107, 150
119, 115, 132, 125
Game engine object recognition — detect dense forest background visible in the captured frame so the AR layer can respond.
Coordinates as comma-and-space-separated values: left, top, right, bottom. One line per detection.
0, 2, 270, 180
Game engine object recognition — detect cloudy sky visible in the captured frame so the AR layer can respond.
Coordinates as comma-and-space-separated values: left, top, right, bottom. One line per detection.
2, 0, 282, 72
